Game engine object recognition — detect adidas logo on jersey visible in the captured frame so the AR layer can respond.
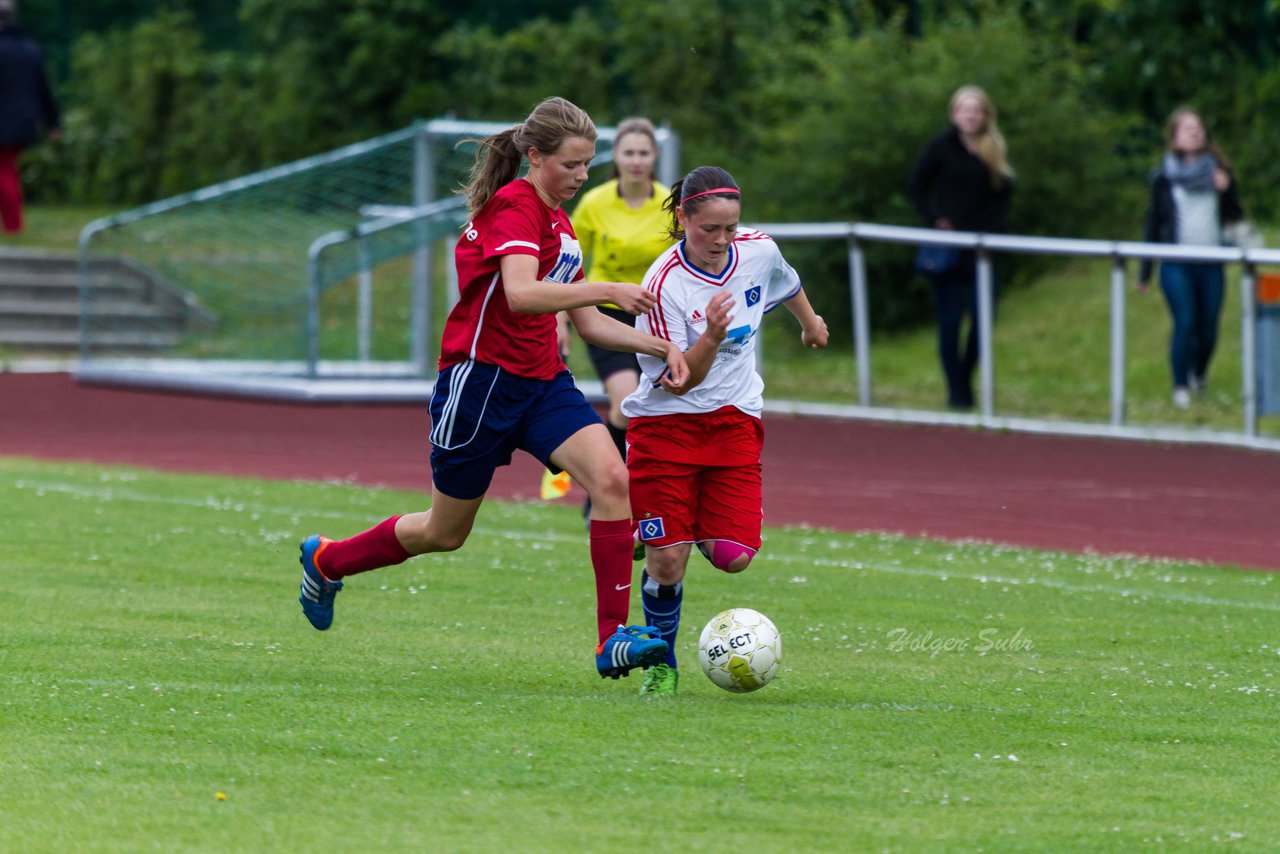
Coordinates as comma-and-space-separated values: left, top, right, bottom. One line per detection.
689, 310, 706, 325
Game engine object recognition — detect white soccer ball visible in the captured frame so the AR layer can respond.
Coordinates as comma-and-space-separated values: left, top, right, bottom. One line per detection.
697, 607, 782, 693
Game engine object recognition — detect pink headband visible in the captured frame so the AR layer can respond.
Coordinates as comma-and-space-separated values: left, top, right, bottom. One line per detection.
679, 187, 741, 206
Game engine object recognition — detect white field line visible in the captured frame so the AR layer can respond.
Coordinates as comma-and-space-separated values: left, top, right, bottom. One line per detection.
765, 552, 1280, 612
13, 477, 1277, 613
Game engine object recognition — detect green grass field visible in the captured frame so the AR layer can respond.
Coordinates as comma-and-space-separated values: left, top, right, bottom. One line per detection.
2, 205, 116, 251
4, 457, 1279, 851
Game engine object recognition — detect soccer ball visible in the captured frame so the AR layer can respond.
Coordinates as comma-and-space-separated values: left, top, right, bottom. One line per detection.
697, 608, 782, 693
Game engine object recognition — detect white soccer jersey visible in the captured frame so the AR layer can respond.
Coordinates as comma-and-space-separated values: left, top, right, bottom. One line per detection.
622, 228, 801, 419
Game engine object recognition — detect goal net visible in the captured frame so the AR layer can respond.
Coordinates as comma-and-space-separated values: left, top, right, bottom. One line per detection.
76, 118, 680, 401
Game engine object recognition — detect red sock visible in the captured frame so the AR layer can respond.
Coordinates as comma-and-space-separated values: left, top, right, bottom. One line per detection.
589, 518, 633, 645
319, 515, 412, 580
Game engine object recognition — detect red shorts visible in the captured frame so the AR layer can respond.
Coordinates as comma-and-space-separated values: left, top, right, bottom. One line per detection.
627, 406, 763, 550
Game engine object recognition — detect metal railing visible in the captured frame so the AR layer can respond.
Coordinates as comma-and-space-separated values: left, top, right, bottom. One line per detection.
307, 211, 1280, 450
751, 221, 1280, 451
306, 197, 468, 377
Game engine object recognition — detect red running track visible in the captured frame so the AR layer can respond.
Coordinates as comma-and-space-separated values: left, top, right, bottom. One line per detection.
3, 372, 1278, 570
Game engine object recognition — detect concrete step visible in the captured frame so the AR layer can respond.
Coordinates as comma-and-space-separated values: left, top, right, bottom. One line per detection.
0, 246, 80, 271
0, 303, 182, 335
0, 271, 150, 295
0, 328, 181, 350
0, 298, 177, 319
0, 248, 213, 350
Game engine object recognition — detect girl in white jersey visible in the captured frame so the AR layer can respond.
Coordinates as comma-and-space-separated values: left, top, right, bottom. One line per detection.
623, 165, 829, 698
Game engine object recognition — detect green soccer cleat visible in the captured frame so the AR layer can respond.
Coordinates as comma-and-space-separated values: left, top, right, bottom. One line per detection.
638, 663, 679, 698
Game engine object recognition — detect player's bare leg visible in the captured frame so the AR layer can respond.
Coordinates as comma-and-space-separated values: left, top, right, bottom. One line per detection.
393, 488, 484, 555
299, 487, 482, 631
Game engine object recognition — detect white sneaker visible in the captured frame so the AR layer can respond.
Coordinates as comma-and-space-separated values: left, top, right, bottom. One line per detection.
1173, 387, 1191, 409
1189, 374, 1206, 396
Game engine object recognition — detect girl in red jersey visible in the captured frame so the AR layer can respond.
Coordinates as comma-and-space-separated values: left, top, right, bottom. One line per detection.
297, 97, 688, 680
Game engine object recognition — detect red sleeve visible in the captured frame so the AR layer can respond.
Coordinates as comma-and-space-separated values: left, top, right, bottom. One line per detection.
483, 191, 544, 260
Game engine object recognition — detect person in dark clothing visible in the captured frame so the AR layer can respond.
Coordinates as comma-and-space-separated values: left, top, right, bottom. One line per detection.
907, 85, 1013, 409
0, 0, 60, 234
1137, 107, 1243, 409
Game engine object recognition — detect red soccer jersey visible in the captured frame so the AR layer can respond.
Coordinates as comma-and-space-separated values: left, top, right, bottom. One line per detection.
438, 179, 584, 379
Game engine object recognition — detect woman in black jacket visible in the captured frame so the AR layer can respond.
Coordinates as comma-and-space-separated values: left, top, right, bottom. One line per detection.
1137, 107, 1242, 409
907, 85, 1013, 410
0, 0, 60, 234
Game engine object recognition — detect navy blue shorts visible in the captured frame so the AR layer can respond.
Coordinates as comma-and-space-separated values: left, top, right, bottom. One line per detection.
428, 361, 602, 500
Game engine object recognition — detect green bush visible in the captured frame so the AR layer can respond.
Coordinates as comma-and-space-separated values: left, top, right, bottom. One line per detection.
27, 10, 258, 204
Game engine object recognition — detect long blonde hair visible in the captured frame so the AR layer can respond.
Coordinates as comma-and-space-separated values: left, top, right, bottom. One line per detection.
459, 96, 597, 216
951, 85, 1014, 189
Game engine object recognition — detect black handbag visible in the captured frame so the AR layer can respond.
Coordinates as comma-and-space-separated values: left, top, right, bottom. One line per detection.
914, 244, 961, 276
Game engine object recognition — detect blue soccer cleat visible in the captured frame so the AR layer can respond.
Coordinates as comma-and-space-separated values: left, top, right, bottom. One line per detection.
299, 535, 342, 630
596, 625, 668, 679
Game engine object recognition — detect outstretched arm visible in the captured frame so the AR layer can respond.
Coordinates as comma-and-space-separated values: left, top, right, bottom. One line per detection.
569, 306, 689, 391
500, 254, 655, 316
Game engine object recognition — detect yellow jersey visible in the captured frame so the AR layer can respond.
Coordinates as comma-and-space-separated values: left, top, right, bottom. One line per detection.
571, 179, 673, 301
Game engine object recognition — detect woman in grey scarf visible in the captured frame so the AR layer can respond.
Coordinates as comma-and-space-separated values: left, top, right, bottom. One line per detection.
1137, 107, 1244, 409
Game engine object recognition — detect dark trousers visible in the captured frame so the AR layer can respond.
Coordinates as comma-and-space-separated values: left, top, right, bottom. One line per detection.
0, 146, 23, 233
1158, 261, 1224, 389
930, 266, 986, 408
